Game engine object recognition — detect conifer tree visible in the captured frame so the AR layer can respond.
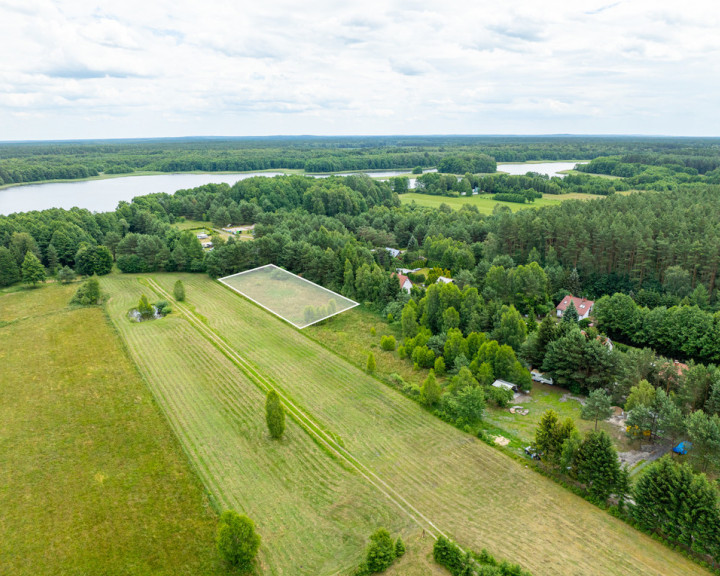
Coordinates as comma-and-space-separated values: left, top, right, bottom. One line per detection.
265, 389, 286, 440
575, 430, 621, 502
173, 279, 186, 301
0, 246, 20, 286
366, 352, 377, 373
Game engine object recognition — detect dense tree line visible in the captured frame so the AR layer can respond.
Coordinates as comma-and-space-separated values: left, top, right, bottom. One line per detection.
3, 136, 719, 186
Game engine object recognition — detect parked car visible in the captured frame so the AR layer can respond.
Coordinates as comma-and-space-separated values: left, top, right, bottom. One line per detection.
531, 370, 553, 385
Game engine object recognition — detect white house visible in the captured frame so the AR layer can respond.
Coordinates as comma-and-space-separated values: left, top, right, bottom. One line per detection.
385, 247, 402, 258
556, 295, 595, 320
436, 276, 454, 284
196, 233, 209, 240
396, 273, 413, 293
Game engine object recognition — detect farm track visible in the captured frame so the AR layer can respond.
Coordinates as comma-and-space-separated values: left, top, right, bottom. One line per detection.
144, 276, 448, 540
147, 273, 711, 576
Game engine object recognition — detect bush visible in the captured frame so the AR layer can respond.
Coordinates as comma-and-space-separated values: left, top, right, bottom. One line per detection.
57, 265, 76, 284
365, 528, 396, 573
367, 352, 377, 373
395, 537, 405, 557
216, 510, 261, 572
380, 335, 397, 351
70, 276, 102, 306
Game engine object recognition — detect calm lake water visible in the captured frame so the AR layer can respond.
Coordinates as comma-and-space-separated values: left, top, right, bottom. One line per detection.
496, 161, 584, 177
0, 172, 283, 215
0, 163, 583, 215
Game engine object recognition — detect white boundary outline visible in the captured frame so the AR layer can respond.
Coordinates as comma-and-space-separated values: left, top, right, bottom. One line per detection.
218, 264, 359, 329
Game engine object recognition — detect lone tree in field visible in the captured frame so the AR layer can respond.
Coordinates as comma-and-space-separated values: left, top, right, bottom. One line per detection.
265, 389, 285, 439
71, 276, 102, 306
216, 510, 261, 572
57, 265, 76, 284
173, 279, 186, 301
366, 351, 377, 373
22, 251, 45, 286
581, 389, 614, 431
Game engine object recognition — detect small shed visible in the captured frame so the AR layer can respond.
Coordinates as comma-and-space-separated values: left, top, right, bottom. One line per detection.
492, 379, 519, 393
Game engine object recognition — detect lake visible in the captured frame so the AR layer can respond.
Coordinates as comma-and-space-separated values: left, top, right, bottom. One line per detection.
496, 161, 584, 177
0, 163, 583, 215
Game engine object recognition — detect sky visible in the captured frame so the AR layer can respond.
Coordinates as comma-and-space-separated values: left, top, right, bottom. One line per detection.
0, 0, 719, 140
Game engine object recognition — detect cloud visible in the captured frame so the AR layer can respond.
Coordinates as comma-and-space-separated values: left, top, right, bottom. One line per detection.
0, 0, 718, 139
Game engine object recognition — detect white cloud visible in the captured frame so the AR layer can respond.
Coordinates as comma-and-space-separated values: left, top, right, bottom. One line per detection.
0, 0, 718, 139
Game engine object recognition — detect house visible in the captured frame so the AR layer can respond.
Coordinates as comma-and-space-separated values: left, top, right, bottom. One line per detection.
530, 371, 553, 385
196, 233, 209, 240
396, 273, 413, 293
385, 247, 403, 258
492, 379, 519, 393
436, 276, 454, 284
201, 241, 213, 249
556, 295, 595, 320
396, 267, 420, 275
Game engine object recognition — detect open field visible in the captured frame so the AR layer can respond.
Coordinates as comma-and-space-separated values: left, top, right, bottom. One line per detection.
102, 275, 410, 575
400, 192, 605, 213
0, 283, 222, 576
141, 272, 709, 576
220, 264, 357, 328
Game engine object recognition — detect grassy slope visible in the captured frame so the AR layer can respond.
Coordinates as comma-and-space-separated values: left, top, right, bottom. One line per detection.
400, 192, 605, 213
0, 283, 222, 576
147, 273, 709, 576
102, 275, 413, 576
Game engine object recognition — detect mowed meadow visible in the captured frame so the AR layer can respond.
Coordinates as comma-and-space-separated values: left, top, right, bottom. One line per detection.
100, 272, 710, 576
0, 283, 222, 576
102, 275, 412, 575
399, 192, 606, 213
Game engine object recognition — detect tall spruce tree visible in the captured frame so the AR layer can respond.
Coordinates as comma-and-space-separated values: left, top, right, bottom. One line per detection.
575, 430, 621, 502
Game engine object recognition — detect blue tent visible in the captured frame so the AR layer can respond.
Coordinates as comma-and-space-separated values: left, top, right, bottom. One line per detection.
673, 441, 693, 455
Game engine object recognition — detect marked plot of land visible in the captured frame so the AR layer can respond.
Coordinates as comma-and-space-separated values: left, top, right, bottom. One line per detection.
219, 264, 358, 328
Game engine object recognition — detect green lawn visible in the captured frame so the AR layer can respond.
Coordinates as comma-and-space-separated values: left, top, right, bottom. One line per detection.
400, 192, 605, 213
130, 273, 709, 576
0, 282, 223, 576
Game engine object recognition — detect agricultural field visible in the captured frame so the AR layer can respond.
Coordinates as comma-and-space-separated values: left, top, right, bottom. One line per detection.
220, 264, 357, 328
139, 272, 708, 576
400, 192, 605, 213
0, 282, 223, 576
101, 274, 412, 575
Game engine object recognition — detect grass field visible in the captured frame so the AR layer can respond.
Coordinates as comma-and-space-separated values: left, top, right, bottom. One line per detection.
220, 264, 357, 328
400, 192, 605, 213
130, 273, 709, 576
102, 275, 412, 575
0, 283, 223, 576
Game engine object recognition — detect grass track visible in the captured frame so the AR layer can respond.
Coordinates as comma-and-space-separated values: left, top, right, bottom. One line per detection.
146, 273, 710, 576
102, 275, 414, 575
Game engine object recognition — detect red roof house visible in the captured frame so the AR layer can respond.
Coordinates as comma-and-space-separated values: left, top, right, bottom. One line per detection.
396, 273, 413, 293
556, 295, 595, 320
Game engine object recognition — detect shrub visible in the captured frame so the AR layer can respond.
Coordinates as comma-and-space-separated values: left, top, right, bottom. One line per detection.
365, 528, 396, 573
367, 352, 377, 373
381, 335, 397, 351
216, 510, 261, 571
70, 276, 102, 306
